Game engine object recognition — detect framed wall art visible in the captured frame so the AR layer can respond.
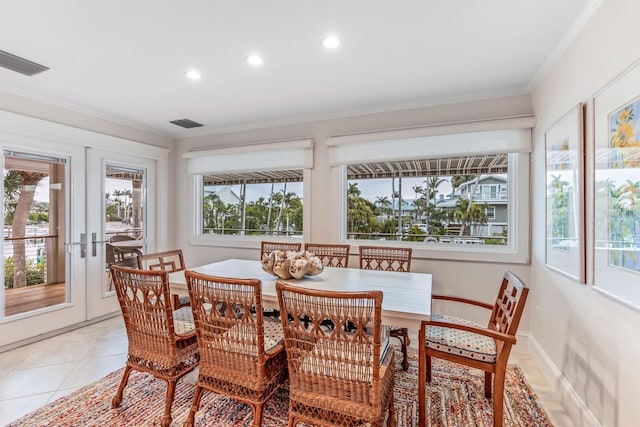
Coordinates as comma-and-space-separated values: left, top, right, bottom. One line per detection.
593, 60, 640, 310
545, 104, 585, 282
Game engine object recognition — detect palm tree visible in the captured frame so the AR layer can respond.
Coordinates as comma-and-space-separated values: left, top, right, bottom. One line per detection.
424, 176, 445, 202
11, 171, 47, 288
451, 175, 474, 193
412, 185, 423, 221
453, 198, 488, 236
3, 170, 22, 225
375, 196, 391, 218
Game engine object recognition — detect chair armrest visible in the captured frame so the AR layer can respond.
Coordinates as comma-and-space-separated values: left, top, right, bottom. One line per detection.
422, 319, 516, 345
432, 294, 493, 310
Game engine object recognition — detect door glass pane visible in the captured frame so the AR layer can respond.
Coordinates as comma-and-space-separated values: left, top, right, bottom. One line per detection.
4, 154, 66, 317
104, 166, 145, 294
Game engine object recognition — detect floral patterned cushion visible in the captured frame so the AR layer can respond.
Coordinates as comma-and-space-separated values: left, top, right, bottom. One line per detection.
172, 306, 195, 335
425, 313, 497, 363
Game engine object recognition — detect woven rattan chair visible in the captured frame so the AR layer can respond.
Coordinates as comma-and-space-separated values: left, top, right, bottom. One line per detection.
260, 240, 302, 260
110, 265, 199, 427
359, 245, 413, 370
137, 249, 188, 309
304, 243, 350, 268
184, 271, 288, 427
418, 271, 529, 427
276, 282, 396, 427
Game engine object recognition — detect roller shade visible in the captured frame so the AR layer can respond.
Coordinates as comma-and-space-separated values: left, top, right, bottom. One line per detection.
184, 138, 314, 175
327, 117, 534, 166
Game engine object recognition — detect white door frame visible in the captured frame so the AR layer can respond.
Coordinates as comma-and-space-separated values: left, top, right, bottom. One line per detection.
85, 148, 159, 320
0, 110, 169, 347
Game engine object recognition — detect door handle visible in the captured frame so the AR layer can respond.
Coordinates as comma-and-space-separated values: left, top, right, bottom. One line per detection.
64, 233, 87, 257
91, 233, 109, 257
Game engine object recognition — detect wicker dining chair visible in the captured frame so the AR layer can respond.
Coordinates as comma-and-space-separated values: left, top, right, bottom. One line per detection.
183, 270, 288, 427
109, 265, 199, 427
418, 271, 529, 427
260, 240, 302, 260
304, 243, 350, 268
137, 249, 188, 309
359, 245, 413, 370
276, 282, 396, 427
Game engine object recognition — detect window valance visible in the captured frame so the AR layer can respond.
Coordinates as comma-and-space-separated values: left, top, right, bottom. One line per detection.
184, 138, 314, 175
327, 116, 534, 166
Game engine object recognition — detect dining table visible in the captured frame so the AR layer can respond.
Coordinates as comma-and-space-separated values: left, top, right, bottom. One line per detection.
168, 258, 432, 331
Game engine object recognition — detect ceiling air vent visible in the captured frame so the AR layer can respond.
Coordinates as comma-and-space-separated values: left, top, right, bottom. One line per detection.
0, 49, 49, 76
170, 119, 203, 129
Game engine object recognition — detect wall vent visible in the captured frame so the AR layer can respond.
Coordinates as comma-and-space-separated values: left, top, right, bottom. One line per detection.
0, 50, 49, 76
170, 119, 204, 129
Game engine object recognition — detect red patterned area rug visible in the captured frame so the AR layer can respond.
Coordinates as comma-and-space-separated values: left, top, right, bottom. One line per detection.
8, 347, 552, 426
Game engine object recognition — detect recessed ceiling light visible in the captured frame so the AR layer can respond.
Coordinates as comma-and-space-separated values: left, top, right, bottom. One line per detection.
185, 69, 201, 80
322, 35, 341, 49
246, 54, 264, 66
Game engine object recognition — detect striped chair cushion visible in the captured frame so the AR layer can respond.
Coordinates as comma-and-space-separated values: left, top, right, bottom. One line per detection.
298, 326, 390, 381
172, 306, 196, 335
219, 318, 284, 356
425, 313, 497, 363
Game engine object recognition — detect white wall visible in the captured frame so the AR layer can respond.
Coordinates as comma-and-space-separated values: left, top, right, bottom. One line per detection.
531, 0, 640, 425
174, 95, 532, 327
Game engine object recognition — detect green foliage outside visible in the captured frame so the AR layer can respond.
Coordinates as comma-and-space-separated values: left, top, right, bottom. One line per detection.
203, 188, 303, 236
347, 179, 496, 244
4, 256, 45, 289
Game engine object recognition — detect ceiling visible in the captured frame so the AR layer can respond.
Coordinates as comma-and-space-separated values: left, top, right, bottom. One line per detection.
0, 1, 597, 138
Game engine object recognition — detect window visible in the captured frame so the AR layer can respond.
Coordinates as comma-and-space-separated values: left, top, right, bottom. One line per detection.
328, 119, 532, 263
201, 171, 303, 236
485, 206, 496, 220
185, 139, 312, 246
346, 155, 507, 245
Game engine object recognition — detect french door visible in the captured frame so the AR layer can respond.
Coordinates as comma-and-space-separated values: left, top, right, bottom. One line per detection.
85, 148, 156, 320
1, 141, 87, 347
1, 143, 158, 347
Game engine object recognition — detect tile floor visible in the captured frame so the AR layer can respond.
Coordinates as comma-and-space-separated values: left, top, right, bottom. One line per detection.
0, 317, 576, 426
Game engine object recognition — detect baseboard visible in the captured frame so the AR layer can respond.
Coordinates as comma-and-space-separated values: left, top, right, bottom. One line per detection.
0, 312, 120, 353
524, 331, 601, 427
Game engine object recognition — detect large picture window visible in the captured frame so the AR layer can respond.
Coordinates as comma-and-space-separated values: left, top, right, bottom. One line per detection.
185, 139, 312, 245
346, 154, 508, 245
201, 170, 303, 236
328, 119, 532, 263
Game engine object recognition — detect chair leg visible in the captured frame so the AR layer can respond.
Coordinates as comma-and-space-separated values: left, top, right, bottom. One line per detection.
492, 369, 506, 427
390, 327, 409, 371
112, 365, 133, 407
388, 389, 397, 427
253, 403, 265, 427
418, 324, 427, 427
484, 371, 492, 398
184, 385, 205, 427
162, 380, 177, 427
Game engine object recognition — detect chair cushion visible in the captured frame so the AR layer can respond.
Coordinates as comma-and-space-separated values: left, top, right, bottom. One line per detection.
173, 306, 196, 335
299, 325, 390, 382
425, 313, 497, 363
220, 317, 284, 356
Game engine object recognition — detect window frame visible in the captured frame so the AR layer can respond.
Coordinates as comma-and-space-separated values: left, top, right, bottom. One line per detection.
185, 139, 313, 250
327, 119, 532, 264
189, 170, 311, 249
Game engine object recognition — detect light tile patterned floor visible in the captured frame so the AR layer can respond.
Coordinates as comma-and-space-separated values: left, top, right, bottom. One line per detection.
0, 317, 576, 426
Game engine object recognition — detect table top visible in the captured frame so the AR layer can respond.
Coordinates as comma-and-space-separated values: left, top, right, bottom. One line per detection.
169, 258, 432, 330
109, 240, 143, 248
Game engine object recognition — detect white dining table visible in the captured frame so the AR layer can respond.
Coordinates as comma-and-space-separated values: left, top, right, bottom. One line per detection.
169, 258, 432, 330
